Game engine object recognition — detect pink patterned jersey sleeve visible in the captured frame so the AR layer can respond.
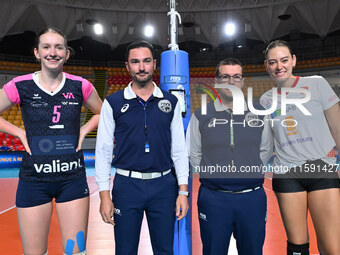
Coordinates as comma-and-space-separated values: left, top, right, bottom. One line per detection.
3, 80, 20, 104
82, 79, 94, 103
64, 72, 94, 103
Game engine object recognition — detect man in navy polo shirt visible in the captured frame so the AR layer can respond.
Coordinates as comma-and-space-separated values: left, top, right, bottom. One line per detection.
187, 58, 273, 255
95, 40, 189, 255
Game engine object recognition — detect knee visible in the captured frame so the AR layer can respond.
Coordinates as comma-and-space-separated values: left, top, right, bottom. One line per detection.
319, 247, 340, 255
318, 238, 340, 255
287, 241, 309, 255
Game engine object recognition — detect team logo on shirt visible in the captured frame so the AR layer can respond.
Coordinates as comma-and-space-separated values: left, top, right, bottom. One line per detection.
33, 94, 41, 99
158, 99, 172, 113
245, 112, 260, 127
62, 92, 75, 99
121, 104, 129, 113
39, 139, 54, 153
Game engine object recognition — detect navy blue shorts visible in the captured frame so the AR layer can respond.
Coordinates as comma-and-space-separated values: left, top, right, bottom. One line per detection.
16, 177, 89, 208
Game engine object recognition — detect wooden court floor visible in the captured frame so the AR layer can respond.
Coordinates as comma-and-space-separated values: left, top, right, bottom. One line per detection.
0, 175, 321, 255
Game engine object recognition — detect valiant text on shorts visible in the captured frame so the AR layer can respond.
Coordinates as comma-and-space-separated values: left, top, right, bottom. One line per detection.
34, 159, 83, 173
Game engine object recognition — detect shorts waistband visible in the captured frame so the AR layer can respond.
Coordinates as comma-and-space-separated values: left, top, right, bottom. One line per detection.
204, 185, 261, 194
116, 168, 171, 180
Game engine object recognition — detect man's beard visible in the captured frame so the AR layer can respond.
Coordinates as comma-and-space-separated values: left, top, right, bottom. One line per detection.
132, 72, 153, 87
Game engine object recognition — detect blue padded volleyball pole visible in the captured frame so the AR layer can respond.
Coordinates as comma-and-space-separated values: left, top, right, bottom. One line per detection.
160, 1, 191, 254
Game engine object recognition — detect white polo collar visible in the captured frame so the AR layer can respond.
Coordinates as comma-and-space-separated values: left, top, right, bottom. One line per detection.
124, 82, 164, 99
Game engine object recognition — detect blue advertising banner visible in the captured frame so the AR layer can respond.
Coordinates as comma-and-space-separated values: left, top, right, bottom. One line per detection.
0, 150, 96, 169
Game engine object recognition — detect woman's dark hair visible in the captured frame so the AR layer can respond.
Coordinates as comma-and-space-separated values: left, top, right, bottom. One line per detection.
263, 40, 293, 59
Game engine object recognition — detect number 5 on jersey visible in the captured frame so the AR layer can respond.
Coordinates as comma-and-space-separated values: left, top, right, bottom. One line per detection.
53, 105, 61, 123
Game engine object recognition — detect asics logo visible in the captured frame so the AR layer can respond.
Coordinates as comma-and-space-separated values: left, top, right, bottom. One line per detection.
121, 104, 129, 113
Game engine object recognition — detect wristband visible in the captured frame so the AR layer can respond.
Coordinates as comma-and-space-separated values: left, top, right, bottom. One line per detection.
178, 190, 190, 197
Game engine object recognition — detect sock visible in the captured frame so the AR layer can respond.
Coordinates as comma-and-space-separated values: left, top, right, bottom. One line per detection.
287, 241, 309, 255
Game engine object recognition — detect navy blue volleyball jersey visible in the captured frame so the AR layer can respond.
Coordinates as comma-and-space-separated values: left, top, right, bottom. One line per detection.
106, 88, 178, 172
3, 72, 94, 182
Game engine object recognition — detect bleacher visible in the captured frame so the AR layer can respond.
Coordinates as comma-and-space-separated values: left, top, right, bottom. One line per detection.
106, 67, 131, 95
0, 105, 25, 151
1, 57, 340, 151
0, 61, 94, 77
106, 67, 161, 96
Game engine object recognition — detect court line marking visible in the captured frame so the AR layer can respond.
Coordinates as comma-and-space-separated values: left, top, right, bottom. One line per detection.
0, 205, 16, 215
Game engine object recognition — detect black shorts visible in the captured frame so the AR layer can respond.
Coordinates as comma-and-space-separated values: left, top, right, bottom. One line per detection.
16, 176, 89, 208
272, 159, 340, 193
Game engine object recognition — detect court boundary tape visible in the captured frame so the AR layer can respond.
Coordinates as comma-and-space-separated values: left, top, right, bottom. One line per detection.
0, 205, 16, 215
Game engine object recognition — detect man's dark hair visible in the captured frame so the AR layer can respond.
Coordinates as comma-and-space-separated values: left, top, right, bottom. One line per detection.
125, 40, 155, 61
215, 58, 244, 77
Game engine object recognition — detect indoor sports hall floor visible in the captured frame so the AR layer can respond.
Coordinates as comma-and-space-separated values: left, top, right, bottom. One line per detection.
0, 167, 321, 255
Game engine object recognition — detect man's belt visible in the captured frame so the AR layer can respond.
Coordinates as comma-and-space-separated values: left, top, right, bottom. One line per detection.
116, 168, 171, 180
